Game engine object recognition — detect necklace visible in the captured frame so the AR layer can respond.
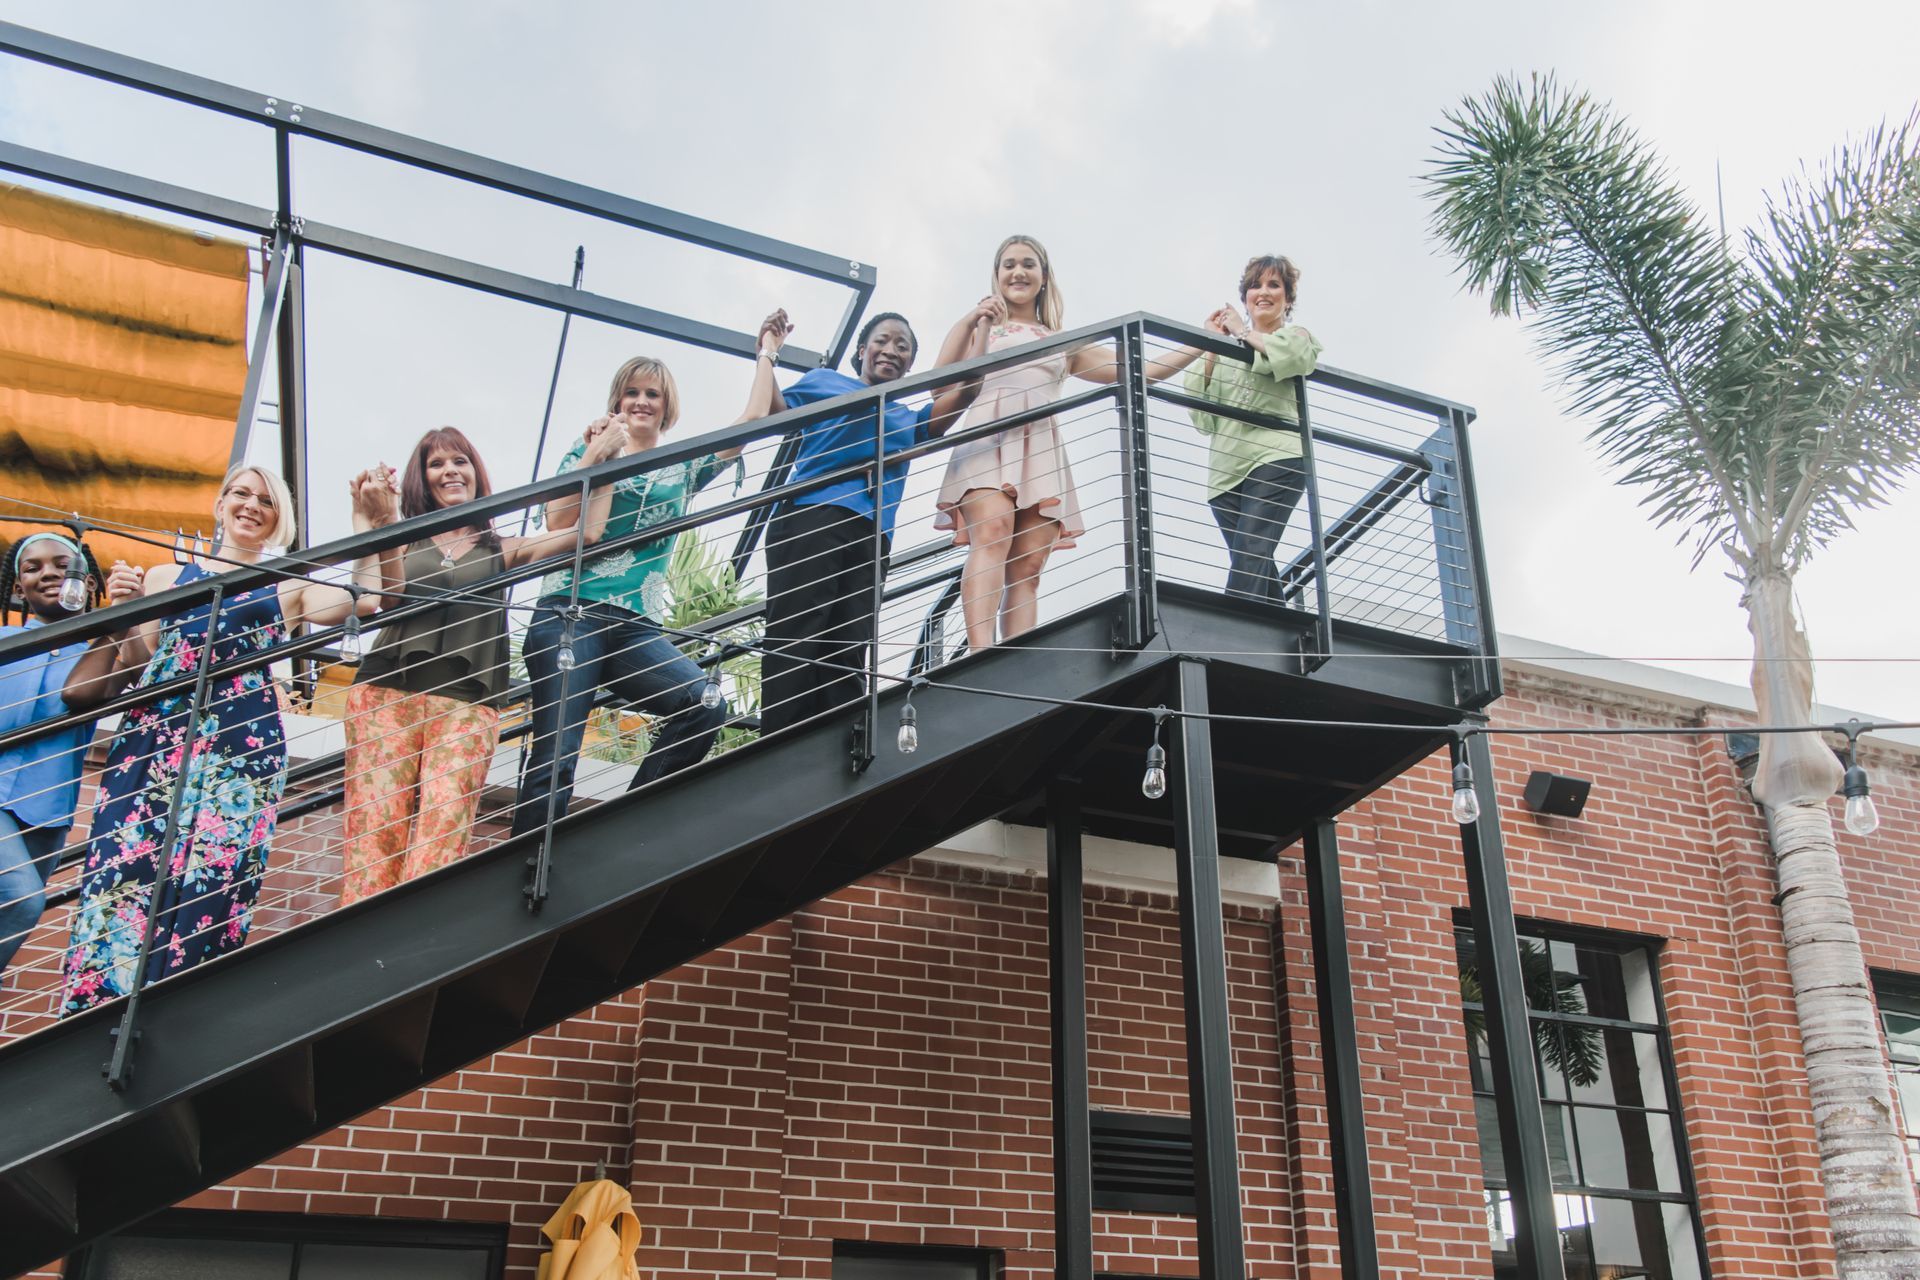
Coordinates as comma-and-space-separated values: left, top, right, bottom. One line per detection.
431, 530, 477, 569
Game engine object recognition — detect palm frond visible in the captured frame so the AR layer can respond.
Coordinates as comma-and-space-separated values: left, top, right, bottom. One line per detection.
1426, 75, 1754, 563
1427, 79, 1920, 574
1741, 113, 1920, 566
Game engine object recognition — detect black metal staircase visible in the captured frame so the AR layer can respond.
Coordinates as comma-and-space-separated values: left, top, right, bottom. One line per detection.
0, 587, 1473, 1274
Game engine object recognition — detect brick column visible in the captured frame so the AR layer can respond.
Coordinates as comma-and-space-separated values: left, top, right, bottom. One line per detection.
629, 921, 795, 1280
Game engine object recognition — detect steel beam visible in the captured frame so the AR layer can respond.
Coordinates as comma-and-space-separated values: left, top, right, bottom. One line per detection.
0, 22, 871, 288
1047, 780, 1093, 1280
0, 139, 274, 233
1458, 733, 1563, 1280
227, 226, 294, 474
1169, 659, 1246, 1280
1302, 819, 1380, 1280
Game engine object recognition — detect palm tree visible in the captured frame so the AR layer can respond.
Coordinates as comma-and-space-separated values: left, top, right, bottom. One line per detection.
1425, 76, 1920, 1277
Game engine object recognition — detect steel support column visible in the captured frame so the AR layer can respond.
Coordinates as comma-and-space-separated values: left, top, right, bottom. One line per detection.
1458, 732, 1563, 1279
1302, 818, 1380, 1280
1169, 659, 1245, 1280
1047, 779, 1093, 1280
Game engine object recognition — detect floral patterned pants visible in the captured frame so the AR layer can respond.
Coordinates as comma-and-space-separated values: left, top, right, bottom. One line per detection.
340, 683, 501, 907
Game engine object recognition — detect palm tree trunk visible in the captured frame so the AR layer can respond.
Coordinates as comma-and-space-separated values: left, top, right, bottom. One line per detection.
1747, 571, 1920, 1275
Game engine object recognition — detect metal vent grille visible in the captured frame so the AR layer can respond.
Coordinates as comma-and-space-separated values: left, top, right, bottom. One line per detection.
1090, 1111, 1195, 1215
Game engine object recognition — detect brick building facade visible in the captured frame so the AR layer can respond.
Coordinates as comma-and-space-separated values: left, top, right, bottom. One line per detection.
16, 649, 1920, 1279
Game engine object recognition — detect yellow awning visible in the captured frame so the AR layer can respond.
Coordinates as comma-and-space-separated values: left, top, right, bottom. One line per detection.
0, 182, 250, 569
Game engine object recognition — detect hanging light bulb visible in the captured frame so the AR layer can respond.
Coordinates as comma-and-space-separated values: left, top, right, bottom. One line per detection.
1843, 761, 1880, 837
555, 609, 578, 673
339, 609, 364, 665
1450, 760, 1481, 825
701, 672, 726, 711
336, 586, 365, 665
897, 679, 925, 754
57, 557, 90, 612
1141, 710, 1169, 799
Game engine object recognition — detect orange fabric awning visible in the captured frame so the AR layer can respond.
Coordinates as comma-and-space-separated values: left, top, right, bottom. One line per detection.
0, 182, 250, 569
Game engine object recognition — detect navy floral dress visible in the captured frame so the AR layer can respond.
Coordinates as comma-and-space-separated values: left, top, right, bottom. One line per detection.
62, 563, 288, 1015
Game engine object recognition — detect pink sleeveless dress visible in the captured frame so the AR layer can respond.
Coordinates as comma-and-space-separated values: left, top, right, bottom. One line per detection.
933, 322, 1085, 550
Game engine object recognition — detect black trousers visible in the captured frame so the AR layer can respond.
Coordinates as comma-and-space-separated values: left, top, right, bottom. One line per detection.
1208, 456, 1309, 603
761, 502, 887, 734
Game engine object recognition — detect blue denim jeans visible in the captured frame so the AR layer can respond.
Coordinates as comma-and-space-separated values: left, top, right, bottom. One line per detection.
511, 598, 727, 837
0, 807, 65, 979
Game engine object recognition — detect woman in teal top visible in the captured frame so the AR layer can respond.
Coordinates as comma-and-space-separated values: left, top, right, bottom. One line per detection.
1185, 254, 1324, 603
511, 314, 790, 835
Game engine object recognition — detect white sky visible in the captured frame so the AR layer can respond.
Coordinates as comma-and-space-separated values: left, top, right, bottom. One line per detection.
3, 0, 1917, 718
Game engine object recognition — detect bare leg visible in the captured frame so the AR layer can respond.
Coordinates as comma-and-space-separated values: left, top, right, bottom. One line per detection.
957, 488, 1017, 651
1000, 508, 1061, 640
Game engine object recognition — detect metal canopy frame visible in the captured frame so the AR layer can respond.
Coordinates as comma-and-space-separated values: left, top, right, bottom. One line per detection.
0, 20, 876, 536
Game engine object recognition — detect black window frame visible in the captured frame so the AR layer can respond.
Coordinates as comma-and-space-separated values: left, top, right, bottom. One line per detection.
831, 1240, 998, 1280
1872, 971, 1920, 1173
71, 1208, 509, 1279
1456, 916, 1713, 1280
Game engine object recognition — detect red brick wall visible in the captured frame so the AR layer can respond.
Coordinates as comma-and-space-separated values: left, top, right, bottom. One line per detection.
17, 666, 1920, 1279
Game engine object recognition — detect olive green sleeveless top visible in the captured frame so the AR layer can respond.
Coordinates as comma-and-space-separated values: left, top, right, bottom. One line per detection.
353, 540, 510, 707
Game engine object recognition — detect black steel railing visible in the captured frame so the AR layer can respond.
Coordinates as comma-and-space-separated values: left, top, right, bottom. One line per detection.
0, 309, 1492, 1073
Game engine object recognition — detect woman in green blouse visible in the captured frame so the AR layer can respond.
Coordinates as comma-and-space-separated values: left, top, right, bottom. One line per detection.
1185, 255, 1324, 603
510, 314, 789, 836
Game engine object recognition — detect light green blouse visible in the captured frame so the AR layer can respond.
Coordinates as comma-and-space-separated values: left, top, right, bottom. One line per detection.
1182, 325, 1323, 499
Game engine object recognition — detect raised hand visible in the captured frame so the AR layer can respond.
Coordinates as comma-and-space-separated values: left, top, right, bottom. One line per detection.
349, 466, 400, 527
972, 294, 1008, 328
1204, 307, 1235, 335
585, 417, 631, 464
758, 308, 793, 356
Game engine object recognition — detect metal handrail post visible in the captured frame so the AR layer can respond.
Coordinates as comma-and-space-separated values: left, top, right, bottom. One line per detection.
1293, 374, 1334, 675
1113, 320, 1155, 650
105, 584, 225, 1090
852, 388, 886, 773
527, 474, 591, 912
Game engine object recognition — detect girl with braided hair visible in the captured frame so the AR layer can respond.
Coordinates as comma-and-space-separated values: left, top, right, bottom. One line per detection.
0, 529, 120, 981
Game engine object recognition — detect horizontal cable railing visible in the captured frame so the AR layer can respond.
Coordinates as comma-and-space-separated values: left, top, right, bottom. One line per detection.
0, 312, 1490, 1059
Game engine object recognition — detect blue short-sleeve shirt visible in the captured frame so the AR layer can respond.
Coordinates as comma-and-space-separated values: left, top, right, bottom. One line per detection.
780, 368, 933, 539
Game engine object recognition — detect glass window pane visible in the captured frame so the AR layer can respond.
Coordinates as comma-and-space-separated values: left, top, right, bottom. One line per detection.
1562, 1029, 1669, 1111
1554, 1193, 1596, 1280
87, 1237, 293, 1280
1543, 1102, 1578, 1185
1896, 1072, 1920, 1140
1662, 1203, 1705, 1280
1465, 1020, 1495, 1095
1574, 941, 1659, 1024
1883, 1008, 1920, 1053
300, 1244, 492, 1280
1585, 1196, 1702, 1280
1524, 939, 1562, 1011
1476, 1094, 1507, 1185
1572, 1106, 1682, 1193
1536, 1020, 1573, 1101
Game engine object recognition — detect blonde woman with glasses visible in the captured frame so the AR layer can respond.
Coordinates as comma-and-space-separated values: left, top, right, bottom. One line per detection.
59, 463, 382, 1013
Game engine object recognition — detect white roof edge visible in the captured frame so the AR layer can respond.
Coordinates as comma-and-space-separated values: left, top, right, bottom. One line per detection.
1499, 632, 1920, 751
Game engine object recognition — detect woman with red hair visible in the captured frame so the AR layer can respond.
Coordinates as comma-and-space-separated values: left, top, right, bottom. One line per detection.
337, 426, 618, 904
